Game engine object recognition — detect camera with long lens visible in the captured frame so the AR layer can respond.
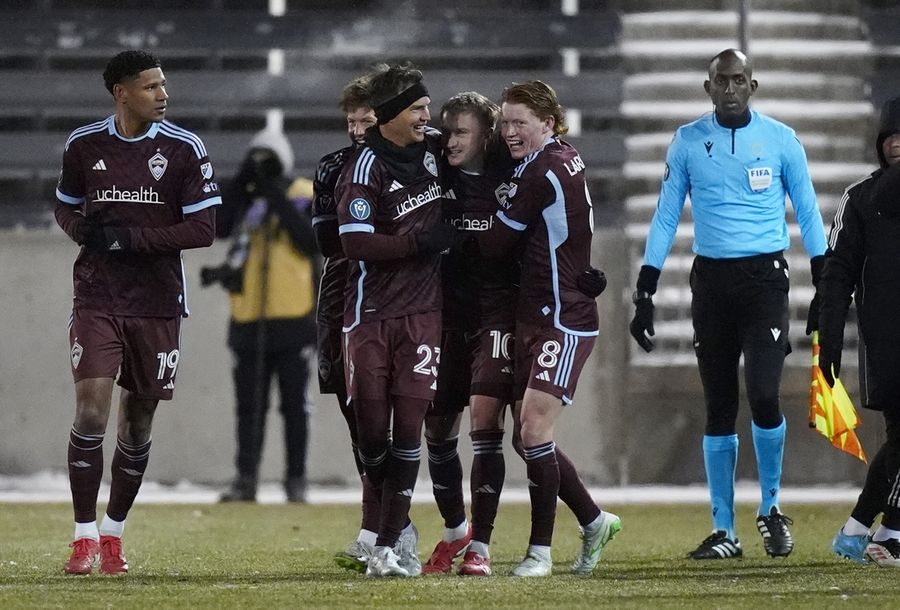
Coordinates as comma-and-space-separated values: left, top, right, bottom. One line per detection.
199, 263, 244, 293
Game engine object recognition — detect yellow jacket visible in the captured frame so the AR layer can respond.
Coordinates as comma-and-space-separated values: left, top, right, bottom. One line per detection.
230, 177, 316, 323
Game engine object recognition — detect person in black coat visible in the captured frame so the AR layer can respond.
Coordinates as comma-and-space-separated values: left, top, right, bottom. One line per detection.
819, 96, 900, 566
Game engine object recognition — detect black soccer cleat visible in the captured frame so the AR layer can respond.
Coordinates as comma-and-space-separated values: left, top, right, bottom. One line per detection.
756, 507, 794, 557
687, 530, 743, 560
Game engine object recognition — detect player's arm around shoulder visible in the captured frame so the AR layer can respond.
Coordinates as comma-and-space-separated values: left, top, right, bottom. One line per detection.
312, 148, 352, 257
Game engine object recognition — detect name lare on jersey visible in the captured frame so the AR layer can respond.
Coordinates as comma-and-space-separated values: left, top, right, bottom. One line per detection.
56, 116, 221, 318
336, 134, 444, 329
496, 137, 598, 336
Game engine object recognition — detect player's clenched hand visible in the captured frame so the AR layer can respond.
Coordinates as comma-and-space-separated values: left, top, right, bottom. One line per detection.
415, 223, 457, 256
575, 267, 607, 298
629, 297, 655, 352
83, 222, 131, 253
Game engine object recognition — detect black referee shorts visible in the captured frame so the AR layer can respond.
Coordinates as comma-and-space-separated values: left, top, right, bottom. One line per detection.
690, 251, 791, 358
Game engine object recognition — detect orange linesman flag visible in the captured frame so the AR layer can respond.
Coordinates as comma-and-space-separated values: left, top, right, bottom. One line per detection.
808, 331, 867, 463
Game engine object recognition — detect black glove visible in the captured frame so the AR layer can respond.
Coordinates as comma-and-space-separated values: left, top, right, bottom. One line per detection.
415, 223, 457, 256
630, 296, 655, 352
629, 265, 660, 352
83, 223, 131, 252
576, 267, 607, 298
73, 215, 98, 246
818, 343, 841, 388
806, 255, 825, 335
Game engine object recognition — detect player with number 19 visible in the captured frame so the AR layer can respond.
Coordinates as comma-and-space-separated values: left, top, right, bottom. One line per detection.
53, 51, 220, 576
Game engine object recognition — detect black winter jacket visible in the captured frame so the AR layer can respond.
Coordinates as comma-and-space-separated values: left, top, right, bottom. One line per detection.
819, 164, 900, 411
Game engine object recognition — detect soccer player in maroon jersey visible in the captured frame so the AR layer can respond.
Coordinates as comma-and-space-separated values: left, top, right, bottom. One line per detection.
335, 63, 455, 578
470, 81, 620, 576
54, 50, 220, 575
420, 92, 516, 576
311, 72, 383, 572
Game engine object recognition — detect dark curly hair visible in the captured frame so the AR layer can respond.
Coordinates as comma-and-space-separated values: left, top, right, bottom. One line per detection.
103, 50, 161, 95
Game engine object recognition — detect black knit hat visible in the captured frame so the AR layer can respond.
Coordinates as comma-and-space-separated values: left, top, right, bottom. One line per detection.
877, 96, 900, 167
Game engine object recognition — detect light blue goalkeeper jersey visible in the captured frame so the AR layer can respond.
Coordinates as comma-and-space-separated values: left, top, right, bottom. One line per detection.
643, 110, 827, 269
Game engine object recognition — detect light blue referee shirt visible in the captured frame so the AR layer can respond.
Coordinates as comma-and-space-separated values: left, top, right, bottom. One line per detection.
643, 110, 827, 269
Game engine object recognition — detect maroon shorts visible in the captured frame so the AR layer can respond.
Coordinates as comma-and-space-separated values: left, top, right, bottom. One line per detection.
469, 325, 515, 400
68, 308, 181, 400
514, 322, 595, 405
431, 325, 515, 416
343, 310, 442, 401
316, 323, 345, 396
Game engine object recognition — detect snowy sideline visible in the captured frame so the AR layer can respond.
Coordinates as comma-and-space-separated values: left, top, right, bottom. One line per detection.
0, 472, 861, 505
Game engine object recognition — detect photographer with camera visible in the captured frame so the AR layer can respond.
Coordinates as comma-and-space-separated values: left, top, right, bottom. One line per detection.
201, 128, 318, 503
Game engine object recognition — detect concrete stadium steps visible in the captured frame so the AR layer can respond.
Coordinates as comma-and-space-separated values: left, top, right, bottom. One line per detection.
624, 71, 869, 103
626, 221, 821, 254
620, 0, 860, 15
624, 191, 845, 224
625, 131, 868, 163
622, 11, 865, 41
622, 161, 871, 208
620, 39, 872, 74
620, 100, 873, 137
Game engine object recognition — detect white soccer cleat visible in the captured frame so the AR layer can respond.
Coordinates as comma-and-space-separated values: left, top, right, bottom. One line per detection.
866, 539, 900, 567
365, 546, 410, 578
511, 549, 552, 577
333, 539, 374, 573
395, 522, 421, 577
572, 511, 622, 574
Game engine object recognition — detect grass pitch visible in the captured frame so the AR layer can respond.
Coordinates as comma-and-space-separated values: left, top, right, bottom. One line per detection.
2, 501, 899, 608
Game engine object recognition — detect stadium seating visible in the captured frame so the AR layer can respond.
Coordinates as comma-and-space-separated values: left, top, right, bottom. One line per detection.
0, 2, 621, 227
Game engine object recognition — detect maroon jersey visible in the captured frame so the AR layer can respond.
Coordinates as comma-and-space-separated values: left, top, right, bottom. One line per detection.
57, 116, 221, 317
312, 146, 352, 328
442, 164, 518, 331
336, 130, 443, 328
496, 137, 598, 335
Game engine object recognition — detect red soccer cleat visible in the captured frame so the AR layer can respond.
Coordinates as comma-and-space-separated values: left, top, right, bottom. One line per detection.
99, 535, 129, 575
63, 537, 100, 575
422, 527, 472, 574
457, 550, 492, 576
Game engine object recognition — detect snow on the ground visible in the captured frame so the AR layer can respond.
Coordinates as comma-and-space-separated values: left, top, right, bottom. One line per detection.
0, 471, 860, 505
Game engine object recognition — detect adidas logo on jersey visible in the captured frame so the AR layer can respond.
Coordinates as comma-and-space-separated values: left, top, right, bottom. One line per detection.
430, 380, 437, 390
109, 240, 122, 251
92, 159, 107, 171
534, 370, 551, 382
162, 380, 175, 390
388, 180, 404, 192
500, 365, 513, 375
